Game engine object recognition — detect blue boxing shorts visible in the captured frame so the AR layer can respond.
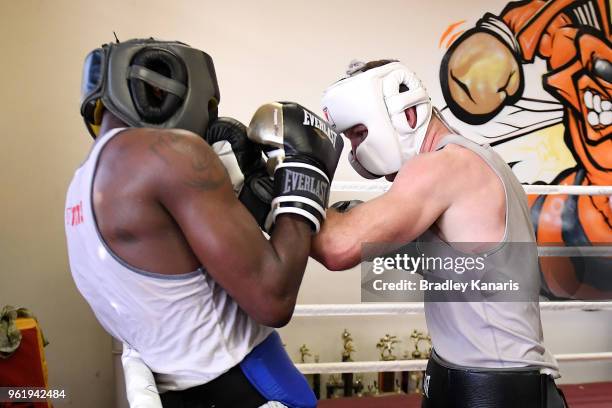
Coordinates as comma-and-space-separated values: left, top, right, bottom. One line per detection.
160, 331, 315, 408
240, 331, 317, 408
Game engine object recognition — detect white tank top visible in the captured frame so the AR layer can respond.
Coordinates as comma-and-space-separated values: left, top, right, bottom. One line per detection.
420, 135, 559, 376
64, 128, 272, 392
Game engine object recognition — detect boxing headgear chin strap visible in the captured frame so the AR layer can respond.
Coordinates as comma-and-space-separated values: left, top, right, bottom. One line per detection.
322, 62, 433, 179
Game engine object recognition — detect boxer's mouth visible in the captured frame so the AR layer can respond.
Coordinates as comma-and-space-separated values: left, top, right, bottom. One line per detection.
406, 106, 417, 128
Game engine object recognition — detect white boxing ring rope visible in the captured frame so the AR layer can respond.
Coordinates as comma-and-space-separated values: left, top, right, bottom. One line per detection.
331, 181, 612, 196
293, 301, 612, 317
120, 182, 612, 407
296, 352, 612, 375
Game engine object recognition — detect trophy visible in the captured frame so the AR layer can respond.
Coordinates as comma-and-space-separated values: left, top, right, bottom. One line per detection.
400, 349, 411, 393
354, 375, 364, 397
299, 344, 312, 363
401, 330, 432, 393
367, 381, 381, 396
341, 329, 356, 397
298, 344, 320, 398
325, 375, 343, 399
395, 378, 403, 394
376, 334, 400, 392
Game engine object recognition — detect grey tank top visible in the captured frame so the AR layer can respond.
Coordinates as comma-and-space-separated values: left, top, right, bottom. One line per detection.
419, 134, 559, 375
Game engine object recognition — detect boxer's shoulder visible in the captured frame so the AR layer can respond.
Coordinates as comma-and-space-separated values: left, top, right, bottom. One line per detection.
393, 144, 495, 202
97, 127, 228, 195
387, 152, 451, 211
435, 142, 497, 180
106, 127, 205, 150
395, 146, 465, 188
98, 127, 204, 164
143, 128, 229, 193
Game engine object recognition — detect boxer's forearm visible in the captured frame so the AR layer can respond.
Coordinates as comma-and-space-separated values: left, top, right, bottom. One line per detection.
311, 210, 362, 271
312, 172, 449, 270
256, 214, 312, 326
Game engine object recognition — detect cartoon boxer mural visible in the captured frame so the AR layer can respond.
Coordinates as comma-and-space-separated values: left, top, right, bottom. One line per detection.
439, 0, 611, 299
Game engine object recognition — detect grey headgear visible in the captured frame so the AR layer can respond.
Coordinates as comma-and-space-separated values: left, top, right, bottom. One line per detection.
80, 38, 220, 138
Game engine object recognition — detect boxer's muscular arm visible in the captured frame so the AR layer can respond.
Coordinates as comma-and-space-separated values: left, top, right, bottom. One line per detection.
151, 130, 310, 327
312, 155, 451, 270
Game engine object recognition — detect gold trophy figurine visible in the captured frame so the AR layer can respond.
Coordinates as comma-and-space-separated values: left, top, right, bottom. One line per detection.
341, 329, 356, 397
376, 334, 400, 393
341, 329, 355, 361
411, 330, 432, 358
298, 344, 320, 399
420, 333, 432, 359
299, 344, 312, 363
406, 330, 432, 393
376, 334, 400, 361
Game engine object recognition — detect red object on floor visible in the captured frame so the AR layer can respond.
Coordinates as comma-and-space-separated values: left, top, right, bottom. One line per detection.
316, 382, 612, 407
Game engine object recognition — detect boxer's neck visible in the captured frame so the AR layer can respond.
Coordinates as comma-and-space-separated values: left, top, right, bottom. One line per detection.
420, 112, 453, 153
98, 111, 128, 140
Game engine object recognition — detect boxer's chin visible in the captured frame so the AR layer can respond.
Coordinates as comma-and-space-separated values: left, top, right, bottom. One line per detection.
385, 173, 397, 182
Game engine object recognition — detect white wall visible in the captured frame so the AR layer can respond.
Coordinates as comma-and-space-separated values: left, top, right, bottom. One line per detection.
0, 1, 610, 407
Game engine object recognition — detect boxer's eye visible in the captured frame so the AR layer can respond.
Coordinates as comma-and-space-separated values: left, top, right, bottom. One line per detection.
593, 58, 612, 84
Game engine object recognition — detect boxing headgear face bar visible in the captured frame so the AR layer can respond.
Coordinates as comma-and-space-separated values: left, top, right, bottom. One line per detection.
322, 62, 433, 178
80, 38, 220, 138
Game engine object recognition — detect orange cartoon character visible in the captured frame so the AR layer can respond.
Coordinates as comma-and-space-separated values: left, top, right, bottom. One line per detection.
440, 0, 611, 299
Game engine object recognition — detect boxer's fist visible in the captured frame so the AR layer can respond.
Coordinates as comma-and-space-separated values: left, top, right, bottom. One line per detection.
248, 102, 344, 178
247, 102, 344, 232
440, 17, 523, 124
206, 117, 265, 194
239, 169, 274, 231
205, 117, 272, 229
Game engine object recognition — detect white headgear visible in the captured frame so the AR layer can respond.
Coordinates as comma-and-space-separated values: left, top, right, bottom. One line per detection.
321, 61, 432, 178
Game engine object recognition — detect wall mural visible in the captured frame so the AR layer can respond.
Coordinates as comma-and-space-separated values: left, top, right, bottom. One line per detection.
438, 0, 611, 299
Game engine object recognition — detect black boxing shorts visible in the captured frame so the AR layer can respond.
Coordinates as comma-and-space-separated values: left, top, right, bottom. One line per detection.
160, 332, 316, 408
421, 350, 567, 408
159, 364, 267, 408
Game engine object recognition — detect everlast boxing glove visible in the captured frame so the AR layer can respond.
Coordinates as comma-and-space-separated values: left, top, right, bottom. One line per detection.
247, 102, 344, 232
205, 117, 273, 229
